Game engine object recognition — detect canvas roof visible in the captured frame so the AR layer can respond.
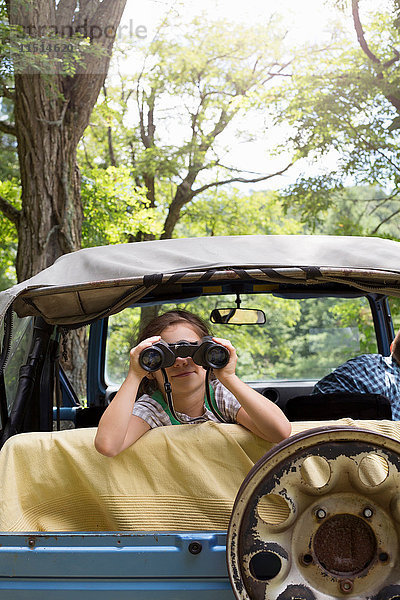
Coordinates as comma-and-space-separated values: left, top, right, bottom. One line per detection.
1, 235, 400, 326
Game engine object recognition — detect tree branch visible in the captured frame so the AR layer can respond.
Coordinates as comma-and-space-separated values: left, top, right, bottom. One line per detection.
64, 0, 127, 143
383, 48, 400, 69
352, 0, 400, 107
75, 0, 101, 27
371, 206, 400, 234
0, 84, 15, 101
0, 194, 20, 226
102, 85, 116, 167
0, 121, 16, 136
369, 190, 400, 215
191, 162, 294, 197
352, 0, 380, 64
339, 115, 400, 175
216, 163, 271, 176
56, 0, 78, 28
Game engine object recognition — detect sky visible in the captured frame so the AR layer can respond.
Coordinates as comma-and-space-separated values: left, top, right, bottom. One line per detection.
121, 0, 343, 44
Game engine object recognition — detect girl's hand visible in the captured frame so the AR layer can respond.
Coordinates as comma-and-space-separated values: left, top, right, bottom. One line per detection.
211, 336, 237, 380
128, 336, 161, 378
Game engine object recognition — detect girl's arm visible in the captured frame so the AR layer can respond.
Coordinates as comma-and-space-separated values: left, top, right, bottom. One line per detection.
94, 336, 160, 456
212, 337, 291, 443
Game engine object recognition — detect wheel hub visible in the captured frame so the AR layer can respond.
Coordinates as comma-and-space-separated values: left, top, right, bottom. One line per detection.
313, 513, 376, 576
227, 426, 400, 600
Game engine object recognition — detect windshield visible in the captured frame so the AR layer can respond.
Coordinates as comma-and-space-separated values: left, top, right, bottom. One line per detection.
105, 294, 376, 385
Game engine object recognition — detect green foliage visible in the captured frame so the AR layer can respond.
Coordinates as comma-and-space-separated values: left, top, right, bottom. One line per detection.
0, 178, 19, 289
0, 100, 18, 180
177, 187, 303, 237
270, 296, 377, 380
79, 14, 296, 239
273, 3, 400, 233
282, 183, 400, 237
1, 0, 105, 80
106, 309, 141, 383
390, 297, 400, 339
105, 294, 376, 385
81, 166, 164, 246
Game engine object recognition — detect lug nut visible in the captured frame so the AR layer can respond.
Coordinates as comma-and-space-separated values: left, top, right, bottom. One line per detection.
363, 507, 373, 518
315, 508, 326, 520
340, 579, 353, 593
301, 553, 313, 566
379, 552, 389, 562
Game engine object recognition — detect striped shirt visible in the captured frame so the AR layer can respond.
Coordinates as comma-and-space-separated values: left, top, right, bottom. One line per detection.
132, 379, 241, 428
313, 354, 400, 420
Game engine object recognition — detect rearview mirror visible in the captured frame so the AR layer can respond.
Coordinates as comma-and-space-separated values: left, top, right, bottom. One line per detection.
210, 308, 266, 325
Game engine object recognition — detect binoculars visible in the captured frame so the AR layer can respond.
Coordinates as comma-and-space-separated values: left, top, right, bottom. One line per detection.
139, 336, 230, 372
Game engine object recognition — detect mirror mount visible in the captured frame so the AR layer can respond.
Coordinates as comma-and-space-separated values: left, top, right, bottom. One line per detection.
235, 293, 241, 310
210, 307, 266, 325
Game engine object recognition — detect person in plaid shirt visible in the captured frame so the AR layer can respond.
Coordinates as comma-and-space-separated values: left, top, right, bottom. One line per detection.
313, 329, 400, 419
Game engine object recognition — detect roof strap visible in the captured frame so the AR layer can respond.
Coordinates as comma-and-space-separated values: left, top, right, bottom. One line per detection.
301, 266, 322, 280
143, 273, 163, 287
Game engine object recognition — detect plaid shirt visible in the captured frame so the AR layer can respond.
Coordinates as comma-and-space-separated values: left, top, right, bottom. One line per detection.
313, 354, 400, 420
132, 379, 241, 428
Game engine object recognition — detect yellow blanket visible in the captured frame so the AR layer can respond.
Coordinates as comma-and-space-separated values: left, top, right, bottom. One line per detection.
0, 419, 399, 532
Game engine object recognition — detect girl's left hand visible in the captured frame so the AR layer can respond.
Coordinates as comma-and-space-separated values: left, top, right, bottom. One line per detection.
211, 337, 237, 379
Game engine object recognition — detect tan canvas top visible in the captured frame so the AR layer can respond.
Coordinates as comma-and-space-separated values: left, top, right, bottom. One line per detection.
1, 235, 400, 325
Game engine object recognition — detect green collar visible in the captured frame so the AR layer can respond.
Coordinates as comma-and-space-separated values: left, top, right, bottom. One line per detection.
151, 384, 223, 425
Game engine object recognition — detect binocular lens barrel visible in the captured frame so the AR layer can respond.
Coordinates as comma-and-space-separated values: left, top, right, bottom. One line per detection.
139, 337, 230, 372
140, 347, 163, 371
205, 346, 229, 369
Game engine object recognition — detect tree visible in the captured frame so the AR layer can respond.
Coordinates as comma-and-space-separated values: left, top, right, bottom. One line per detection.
176, 187, 303, 238
0, 0, 127, 396
274, 0, 400, 233
80, 16, 299, 242
0, 99, 18, 180
81, 165, 161, 247
0, 0, 127, 281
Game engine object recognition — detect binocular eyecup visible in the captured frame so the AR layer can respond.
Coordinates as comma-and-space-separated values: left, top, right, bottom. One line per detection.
139, 336, 229, 372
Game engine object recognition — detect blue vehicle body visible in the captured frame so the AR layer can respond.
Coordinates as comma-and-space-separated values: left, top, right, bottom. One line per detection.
0, 532, 232, 599
1, 235, 400, 599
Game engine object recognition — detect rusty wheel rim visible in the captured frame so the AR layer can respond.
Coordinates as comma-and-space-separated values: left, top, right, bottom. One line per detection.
227, 426, 400, 600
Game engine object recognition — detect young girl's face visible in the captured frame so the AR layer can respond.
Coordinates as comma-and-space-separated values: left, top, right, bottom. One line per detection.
150, 321, 207, 398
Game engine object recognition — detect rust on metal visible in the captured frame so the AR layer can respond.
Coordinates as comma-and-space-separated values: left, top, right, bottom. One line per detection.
313, 514, 376, 576
227, 427, 400, 600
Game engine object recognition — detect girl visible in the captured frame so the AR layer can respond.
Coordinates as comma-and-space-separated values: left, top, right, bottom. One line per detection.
95, 310, 291, 456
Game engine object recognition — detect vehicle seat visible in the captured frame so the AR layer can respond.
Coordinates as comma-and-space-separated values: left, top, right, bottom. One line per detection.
75, 406, 106, 428
284, 392, 392, 421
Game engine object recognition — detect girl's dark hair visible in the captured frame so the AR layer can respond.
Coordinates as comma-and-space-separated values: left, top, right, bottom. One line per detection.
137, 309, 211, 396
137, 309, 210, 344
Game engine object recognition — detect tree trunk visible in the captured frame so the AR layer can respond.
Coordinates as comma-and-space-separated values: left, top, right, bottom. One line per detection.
138, 306, 160, 339
14, 76, 82, 280
8, 0, 128, 397
161, 175, 197, 239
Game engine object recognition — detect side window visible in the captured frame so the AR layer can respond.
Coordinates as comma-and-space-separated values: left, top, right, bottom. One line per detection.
389, 297, 400, 340
275, 297, 376, 381
2, 315, 33, 415
105, 307, 142, 385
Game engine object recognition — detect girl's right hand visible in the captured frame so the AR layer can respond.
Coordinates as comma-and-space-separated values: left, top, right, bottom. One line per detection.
128, 336, 161, 378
